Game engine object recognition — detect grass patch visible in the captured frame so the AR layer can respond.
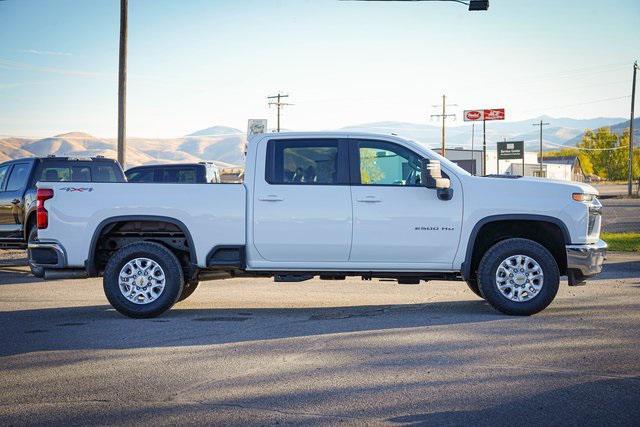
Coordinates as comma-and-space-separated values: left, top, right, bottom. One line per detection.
601, 232, 640, 252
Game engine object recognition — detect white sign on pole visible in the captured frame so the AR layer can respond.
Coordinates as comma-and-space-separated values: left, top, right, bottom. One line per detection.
247, 119, 267, 137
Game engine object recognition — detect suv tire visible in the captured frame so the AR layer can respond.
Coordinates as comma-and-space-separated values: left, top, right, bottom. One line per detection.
478, 238, 559, 316
27, 226, 45, 278
103, 242, 184, 318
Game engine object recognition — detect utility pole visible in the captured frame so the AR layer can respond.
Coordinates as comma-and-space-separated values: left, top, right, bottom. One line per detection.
117, 0, 127, 167
471, 123, 475, 175
482, 119, 486, 175
628, 60, 637, 196
268, 93, 292, 132
533, 120, 550, 177
431, 95, 456, 157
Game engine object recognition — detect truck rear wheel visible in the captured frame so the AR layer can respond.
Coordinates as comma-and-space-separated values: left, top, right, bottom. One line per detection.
103, 242, 184, 318
477, 238, 559, 316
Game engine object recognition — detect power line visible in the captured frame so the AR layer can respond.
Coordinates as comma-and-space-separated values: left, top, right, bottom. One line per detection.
540, 140, 630, 151
517, 95, 631, 114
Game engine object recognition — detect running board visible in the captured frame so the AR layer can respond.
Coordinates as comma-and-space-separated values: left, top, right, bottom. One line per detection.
274, 273, 314, 282
43, 269, 89, 280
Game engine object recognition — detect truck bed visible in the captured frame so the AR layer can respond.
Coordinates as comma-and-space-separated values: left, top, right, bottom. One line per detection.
37, 182, 246, 268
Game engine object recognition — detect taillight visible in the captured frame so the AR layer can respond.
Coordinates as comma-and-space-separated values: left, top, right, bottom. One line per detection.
37, 188, 54, 229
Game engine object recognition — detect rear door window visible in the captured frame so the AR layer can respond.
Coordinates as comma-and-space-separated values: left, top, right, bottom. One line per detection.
265, 139, 347, 185
6, 163, 31, 191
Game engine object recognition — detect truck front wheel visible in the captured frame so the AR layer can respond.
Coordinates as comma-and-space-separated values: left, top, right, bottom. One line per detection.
465, 279, 483, 298
177, 280, 199, 302
477, 238, 559, 316
103, 242, 184, 318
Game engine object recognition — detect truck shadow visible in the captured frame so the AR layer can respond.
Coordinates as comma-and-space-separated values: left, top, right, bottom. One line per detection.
0, 268, 43, 285
2, 296, 634, 360
0, 299, 505, 357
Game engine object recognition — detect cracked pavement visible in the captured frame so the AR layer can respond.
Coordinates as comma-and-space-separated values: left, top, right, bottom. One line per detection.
0, 251, 639, 425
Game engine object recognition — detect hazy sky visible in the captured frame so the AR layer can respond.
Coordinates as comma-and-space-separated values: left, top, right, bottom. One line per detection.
1, 0, 639, 137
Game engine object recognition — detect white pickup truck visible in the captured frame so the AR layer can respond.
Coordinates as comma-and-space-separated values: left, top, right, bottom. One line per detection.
29, 132, 606, 318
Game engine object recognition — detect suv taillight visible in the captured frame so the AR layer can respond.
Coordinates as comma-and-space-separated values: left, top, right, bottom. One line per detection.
37, 188, 54, 229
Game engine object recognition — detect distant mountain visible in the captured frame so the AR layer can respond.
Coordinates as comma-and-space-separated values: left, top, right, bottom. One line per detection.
1, 116, 634, 167
187, 126, 242, 137
0, 128, 246, 169
342, 116, 626, 151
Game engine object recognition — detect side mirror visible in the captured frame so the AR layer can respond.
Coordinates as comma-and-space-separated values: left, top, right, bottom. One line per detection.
421, 159, 450, 189
420, 158, 453, 201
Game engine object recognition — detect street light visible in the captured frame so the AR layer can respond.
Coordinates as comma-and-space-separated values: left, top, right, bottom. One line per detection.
342, 0, 489, 11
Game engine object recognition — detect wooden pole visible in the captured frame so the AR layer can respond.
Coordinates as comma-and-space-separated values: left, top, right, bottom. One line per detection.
117, 0, 128, 167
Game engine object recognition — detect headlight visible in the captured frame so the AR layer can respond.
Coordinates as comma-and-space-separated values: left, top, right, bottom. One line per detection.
572, 193, 595, 202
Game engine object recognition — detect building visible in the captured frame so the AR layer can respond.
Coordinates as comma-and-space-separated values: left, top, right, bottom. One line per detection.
536, 155, 585, 182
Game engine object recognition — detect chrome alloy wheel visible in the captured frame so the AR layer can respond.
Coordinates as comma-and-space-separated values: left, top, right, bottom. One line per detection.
118, 258, 166, 304
495, 254, 544, 302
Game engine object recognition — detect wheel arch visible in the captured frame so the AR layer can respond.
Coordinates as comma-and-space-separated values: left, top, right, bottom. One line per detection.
86, 215, 197, 276
462, 214, 571, 281
24, 209, 37, 240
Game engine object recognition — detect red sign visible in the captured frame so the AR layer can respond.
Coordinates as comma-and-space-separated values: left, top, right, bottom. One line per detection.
463, 108, 505, 121
463, 110, 483, 121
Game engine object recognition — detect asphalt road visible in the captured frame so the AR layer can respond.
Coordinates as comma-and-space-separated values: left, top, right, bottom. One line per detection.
600, 197, 640, 233
0, 251, 639, 425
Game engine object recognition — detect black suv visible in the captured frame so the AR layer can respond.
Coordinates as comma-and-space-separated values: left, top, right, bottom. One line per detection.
125, 162, 222, 184
0, 156, 125, 254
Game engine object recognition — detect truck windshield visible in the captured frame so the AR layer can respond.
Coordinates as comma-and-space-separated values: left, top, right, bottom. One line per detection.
420, 145, 472, 177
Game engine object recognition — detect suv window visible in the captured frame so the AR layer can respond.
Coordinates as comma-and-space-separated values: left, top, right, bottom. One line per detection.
355, 140, 422, 186
0, 165, 9, 190
266, 139, 341, 185
6, 163, 31, 191
161, 167, 198, 183
126, 168, 154, 183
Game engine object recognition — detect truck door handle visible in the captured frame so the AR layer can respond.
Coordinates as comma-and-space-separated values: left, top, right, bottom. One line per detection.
259, 195, 284, 202
11, 199, 20, 205
357, 196, 382, 203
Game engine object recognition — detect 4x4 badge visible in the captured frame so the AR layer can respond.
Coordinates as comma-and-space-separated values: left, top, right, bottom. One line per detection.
59, 187, 93, 192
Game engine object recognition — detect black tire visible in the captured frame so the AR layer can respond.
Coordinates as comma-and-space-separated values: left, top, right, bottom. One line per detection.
27, 226, 45, 278
177, 280, 199, 302
103, 242, 184, 318
465, 278, 483, 299
477, 238, 559, 316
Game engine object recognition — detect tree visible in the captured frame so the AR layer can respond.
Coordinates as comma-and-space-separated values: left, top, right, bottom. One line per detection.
578, 128, 631, 180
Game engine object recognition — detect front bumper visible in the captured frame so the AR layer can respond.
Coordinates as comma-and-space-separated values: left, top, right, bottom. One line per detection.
566, 239, 607, 284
